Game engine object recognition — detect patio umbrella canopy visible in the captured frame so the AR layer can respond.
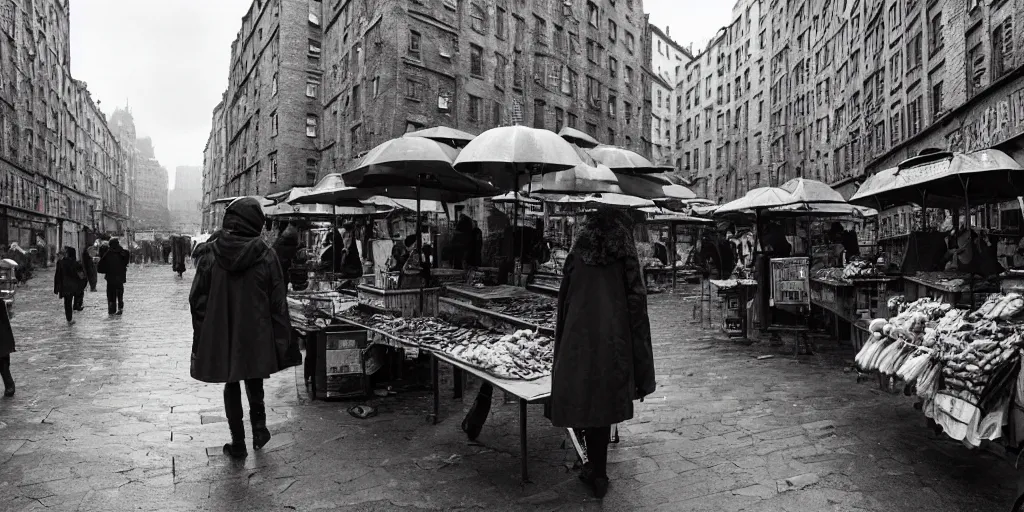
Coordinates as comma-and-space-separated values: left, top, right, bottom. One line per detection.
291, 173, 492, 205
491, 192, 541, 205
454, 125, 584, 190
342, 137, 497, 197
542, 192, 655, 209
526, 163, 622, 195
714, 187, 796, 214
557, 127, 601, 148
211, 196, 275, 207
779, 178, 847, 204
766, 202, 878, 218
849, 149, 1024, 209
614, 172, 697, 200
403, 126, 477, 148
587, 145, 672, 174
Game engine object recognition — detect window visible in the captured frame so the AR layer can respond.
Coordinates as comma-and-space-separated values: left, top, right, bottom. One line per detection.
533, 100, 545, 128
470, 3, 486, 34
657, 90, 662, 108
306, 77, 319, 98
408, 31, 421, 58
269, 153, 278, 183
625, 32, 635, 53
306, 115, 318, 137
514, 16, 526, 49
351, 127, 360, 152
586, 39, 598, 63
568, 112, 578, 128
406, 79, 422, 100
308, 39, 321, 56
271, 111, 278, 136
553, 25, 566, 52
693, 148, 700, 170
587, 75, 600, 105
372, 77, 380, 98
555, 108, 565, 131
607, 128, 615, 144
908, 33, 923, 69
495, 53, 508, 86
931, 81, 943, 117
566, 68, 578, 96
587, 1, 598, 27
353, 84, 361, 116
608, 20, 617, 42
513, 54, 523, 88
625, 66, 634, 86
608, 56, 618, 78
470, 44, 484, 77
496, 7, 507, 39
624, 101, 632, 122
993, 18, 1014, 79
891, 110, 902, 145
534, 16, 547, 45
306, 158, 318, 184
929, 13, 943, 55
492, 101, 502, 125
469, 95, 482, 122
608, 94, 617, 117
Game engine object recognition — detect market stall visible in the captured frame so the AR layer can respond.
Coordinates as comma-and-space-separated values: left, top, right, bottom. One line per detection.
856, 294, 1024, 451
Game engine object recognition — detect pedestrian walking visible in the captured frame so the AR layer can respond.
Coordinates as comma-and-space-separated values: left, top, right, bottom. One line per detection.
83, 242, 98, 292
97, 238, 130, 315
189, 197, 300, 458
548, 209, 656, 499
271, 222, 299, 284
53, 247, 87, 325
0, 297, 15, 397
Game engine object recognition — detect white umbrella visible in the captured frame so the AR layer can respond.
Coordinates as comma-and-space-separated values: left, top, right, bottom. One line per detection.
454, 125, 584, 190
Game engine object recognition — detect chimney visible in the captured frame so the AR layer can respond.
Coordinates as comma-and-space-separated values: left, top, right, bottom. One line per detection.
666, 26, 670, 37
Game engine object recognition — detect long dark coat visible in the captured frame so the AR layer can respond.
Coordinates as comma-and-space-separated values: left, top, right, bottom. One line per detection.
549, 210, 657, 429
97, 241, 130, 285
53, 249, 86, 298
0, 299, 14, 356
189, 197, 298, 383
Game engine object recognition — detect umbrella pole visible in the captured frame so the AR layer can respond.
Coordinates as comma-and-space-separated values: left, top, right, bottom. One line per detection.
417, 173, 425, 315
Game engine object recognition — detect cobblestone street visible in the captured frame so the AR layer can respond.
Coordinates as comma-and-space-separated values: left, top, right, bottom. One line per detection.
0, 265, 1018, 511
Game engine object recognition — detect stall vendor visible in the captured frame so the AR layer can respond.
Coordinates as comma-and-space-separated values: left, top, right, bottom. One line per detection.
760, 222, 792, 258
828, 222, 860, 261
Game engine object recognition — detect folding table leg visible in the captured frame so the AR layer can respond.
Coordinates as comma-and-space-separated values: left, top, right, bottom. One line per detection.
519, 398, 529, 483
430, 355, 440, 425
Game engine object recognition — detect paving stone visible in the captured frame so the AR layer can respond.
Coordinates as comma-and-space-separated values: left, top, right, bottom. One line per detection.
0, 270, 1018, 510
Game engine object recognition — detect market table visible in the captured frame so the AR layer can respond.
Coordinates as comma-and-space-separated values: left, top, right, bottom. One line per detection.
903, 272, 980, 307
431, 351, 551, 482
330, 313, 554, 483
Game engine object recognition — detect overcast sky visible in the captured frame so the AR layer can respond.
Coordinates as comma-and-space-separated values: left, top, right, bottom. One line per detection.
69, 1, 730, 190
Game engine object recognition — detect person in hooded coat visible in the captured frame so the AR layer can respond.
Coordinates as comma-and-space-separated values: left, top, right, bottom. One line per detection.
98, 238, 131, 315
53, 247, 86, 324
0, 298, 15, 397
271, 223, 300, 284
549, 209, 656, 499
83, 242, 99, 292
190, 197, 299, 458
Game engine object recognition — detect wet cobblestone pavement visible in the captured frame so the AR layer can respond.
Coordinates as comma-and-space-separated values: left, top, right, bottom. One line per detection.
0, 265, 1019, 511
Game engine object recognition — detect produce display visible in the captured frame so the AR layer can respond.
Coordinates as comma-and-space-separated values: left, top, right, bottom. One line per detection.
856, 295, 1024, 447
341, 311, 553, 381
813, 267, 849, 284
841, 260, 882, 279
905, 271, 979, 291
488, 296, 557, 330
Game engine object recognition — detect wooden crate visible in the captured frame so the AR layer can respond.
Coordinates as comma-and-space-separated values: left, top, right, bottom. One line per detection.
357, 284, 440, 317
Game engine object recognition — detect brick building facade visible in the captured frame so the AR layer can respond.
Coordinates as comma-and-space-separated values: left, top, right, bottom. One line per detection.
202, 98, 228, 232
0, 0, 131, 260
647, 24, 690, 169
134, 137, 170, 231
318, 0, 652, 176
678, 0, 1024, 205
213, 0, 323, 203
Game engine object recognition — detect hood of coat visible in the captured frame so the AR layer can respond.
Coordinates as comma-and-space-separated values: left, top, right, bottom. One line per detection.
107, 238, 129, 256
63, 246, 76, 261
570, 209, 638, 266
213, 198, 269, 273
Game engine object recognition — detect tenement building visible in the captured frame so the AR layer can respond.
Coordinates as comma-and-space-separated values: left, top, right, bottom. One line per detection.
213, 0, 323, 201
109, 107, 140, 233
169, 166, 203, 234
317, 0, 652, 175
677, 0, 769, 204
0, 0, 130, 261
647, 24, 691, 169
202, 97, 228, 232
134, 137, 170, 231
679, 0, 1024, 205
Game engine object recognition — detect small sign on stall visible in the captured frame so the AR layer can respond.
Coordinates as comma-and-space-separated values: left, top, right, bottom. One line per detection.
770, 257, 810, 306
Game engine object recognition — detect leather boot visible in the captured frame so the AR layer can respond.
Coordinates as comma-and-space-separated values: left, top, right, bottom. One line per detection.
223, 383, 247, 458
246, 379, 271, 450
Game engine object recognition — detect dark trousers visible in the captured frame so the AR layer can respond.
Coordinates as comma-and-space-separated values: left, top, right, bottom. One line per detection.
224, 379, 266, 424
106, 283, 124, 314
62, 293, 82, 321
582, 426, 611, 478
0, 355, 12, 390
